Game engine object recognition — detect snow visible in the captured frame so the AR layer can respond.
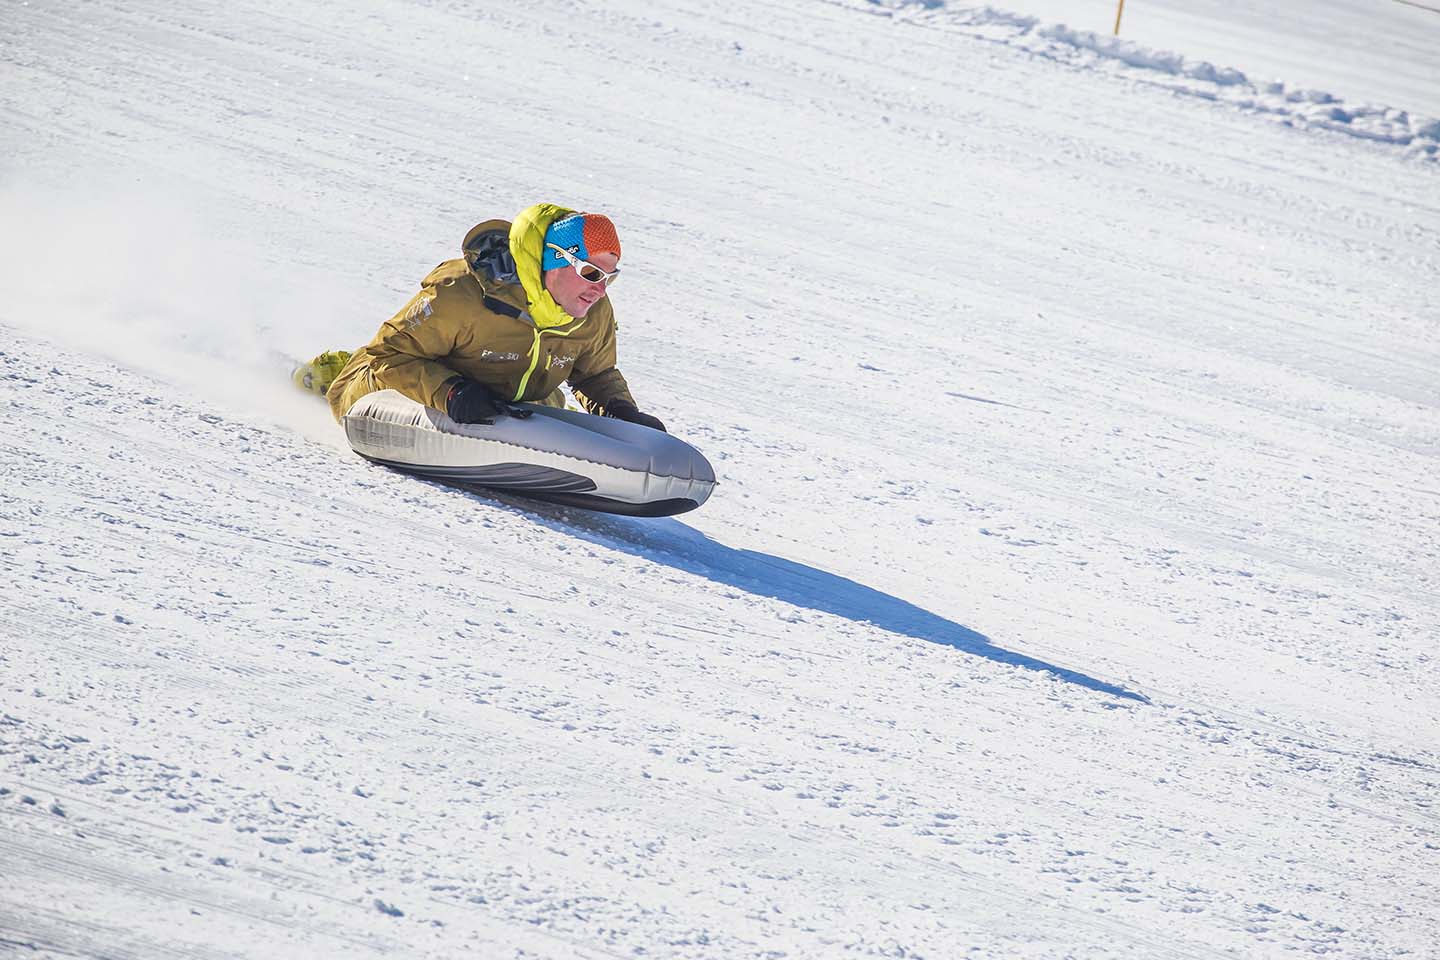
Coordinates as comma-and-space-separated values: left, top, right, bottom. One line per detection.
848, 1, 1440, 156
986, 0, 1440, 120
2, 0, 1438, 957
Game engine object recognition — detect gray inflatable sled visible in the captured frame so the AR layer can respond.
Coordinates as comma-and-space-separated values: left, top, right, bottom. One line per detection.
343, 389, 716, 516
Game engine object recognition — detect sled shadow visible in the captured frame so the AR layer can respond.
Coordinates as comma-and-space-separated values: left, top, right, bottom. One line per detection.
510, 501, 1148, 704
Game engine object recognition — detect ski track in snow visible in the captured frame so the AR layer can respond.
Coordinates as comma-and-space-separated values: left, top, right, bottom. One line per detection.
3, 0, 1439, 957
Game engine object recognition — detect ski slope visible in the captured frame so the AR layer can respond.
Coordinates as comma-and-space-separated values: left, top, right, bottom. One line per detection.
2, 0, 1438, 957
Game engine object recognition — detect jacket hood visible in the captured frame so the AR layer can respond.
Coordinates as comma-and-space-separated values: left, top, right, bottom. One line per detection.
461, 203, 578, 330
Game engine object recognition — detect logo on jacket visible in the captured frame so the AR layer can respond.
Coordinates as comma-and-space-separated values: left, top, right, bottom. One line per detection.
548, 354, 575, 370
402, 295, 434, 329
480, 349, 521, 362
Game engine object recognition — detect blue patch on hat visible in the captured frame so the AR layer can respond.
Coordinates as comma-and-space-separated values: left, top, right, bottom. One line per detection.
542, 214, 588, 270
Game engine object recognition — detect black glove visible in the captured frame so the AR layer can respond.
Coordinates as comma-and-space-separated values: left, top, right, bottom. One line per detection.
446, 378, 534, 424
445, 378, 505, 424
606, 400, 667, 433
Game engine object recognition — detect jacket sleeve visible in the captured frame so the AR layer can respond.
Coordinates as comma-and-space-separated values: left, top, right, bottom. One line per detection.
366, 287, 470, 412
568, 309, 634, 415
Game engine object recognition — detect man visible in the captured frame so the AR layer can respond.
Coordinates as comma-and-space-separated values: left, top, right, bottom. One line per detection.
303, 202, 665, 432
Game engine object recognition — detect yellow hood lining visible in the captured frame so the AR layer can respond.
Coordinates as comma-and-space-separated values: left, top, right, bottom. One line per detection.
509, 203, 578, 331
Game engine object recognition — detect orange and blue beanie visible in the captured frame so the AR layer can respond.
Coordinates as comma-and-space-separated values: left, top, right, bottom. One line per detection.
541, 212, 621, 269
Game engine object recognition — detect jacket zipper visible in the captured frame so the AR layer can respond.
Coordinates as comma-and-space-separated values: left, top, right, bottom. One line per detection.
514, 318, 587, 401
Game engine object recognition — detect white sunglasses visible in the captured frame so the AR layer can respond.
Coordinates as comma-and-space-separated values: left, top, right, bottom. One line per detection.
546, 243, 620, 285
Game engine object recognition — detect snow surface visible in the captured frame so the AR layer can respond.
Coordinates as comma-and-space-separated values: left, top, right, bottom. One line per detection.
984, 0, 1440, 121
2, 0, 1438, 957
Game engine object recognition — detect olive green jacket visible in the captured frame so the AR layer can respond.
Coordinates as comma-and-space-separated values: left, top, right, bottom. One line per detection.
326, 203, 634, 422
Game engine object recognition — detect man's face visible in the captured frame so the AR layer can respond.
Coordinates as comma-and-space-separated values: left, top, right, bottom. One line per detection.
543, 251, 619, 319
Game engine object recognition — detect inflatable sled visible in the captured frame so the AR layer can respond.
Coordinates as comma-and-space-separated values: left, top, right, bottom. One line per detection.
342, 390, 716, 516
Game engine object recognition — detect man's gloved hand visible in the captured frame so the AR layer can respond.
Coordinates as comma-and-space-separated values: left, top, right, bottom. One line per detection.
445, 378, 505, 424
606, 400, 667, 433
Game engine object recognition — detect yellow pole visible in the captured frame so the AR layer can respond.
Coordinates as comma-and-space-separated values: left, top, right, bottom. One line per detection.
1114, 0, 1126, 35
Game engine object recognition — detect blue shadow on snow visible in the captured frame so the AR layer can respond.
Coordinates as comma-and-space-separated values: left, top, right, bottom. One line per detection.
502, 500, 1148, 704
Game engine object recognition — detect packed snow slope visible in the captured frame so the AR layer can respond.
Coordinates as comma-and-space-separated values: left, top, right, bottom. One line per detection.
991, 0, 1440, 120
3, 1, 1438, 958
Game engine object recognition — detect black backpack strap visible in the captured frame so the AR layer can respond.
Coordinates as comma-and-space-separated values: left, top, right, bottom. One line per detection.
482, 295, 522, 319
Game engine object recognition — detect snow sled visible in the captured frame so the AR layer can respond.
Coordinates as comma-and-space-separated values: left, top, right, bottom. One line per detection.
341, 389, 716, 516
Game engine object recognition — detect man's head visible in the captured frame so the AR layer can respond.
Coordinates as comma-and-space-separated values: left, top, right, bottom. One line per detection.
542, 212, 621, 318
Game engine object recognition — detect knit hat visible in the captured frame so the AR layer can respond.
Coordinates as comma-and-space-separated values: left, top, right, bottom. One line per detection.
541, 212, 621, 270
